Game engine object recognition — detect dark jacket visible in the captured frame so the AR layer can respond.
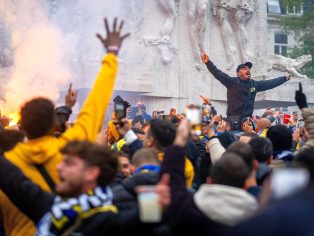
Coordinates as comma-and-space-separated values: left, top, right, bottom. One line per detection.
112, 171, 172, 236
232, 184, 314, 236
113, 172, 159, 211
128, 139, 144, 160
205, 61, 287, 118
160, 146, 233, 236
0, 156, 138, 236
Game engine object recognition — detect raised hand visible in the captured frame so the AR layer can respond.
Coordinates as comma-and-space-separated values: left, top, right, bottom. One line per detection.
114, 118, 131, 137
96, 17, 130, 55
295, 83, 307, 110
286, 72, 293, 81
201, 50, 209, 64
217, 120, 226, 133
174, 118, 189, 147
65, 83, 77, 108
207, 119, 216, 138
242, 117, 253, 133
200, 95, 211, 105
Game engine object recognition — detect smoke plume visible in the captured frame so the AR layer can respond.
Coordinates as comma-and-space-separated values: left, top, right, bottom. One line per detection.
1, 0, 71, 113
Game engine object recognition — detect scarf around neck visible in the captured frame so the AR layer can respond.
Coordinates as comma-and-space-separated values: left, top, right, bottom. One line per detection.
36, 186, 117, 236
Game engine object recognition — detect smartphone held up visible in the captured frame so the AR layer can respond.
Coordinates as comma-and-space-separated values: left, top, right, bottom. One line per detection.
113, 95, 131, 124
114, 101, 126, 120
185, 105, 202, 136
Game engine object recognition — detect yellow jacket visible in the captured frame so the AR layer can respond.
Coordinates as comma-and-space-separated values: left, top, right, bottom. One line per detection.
0, 53, 118, 236
111, 138, 127, 151
157, 152, 195, 188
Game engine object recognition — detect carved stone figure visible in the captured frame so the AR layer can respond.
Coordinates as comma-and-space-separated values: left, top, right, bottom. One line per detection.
186, 0, 207, 69
143, 0, 207, 67
268, 54, 312, 78
233, 0, 255, 62
142, 0, 177, 64
211, 0, 236, 69
211, 0, 256, 69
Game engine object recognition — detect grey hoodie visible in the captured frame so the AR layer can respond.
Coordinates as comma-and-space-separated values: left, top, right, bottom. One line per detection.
194, 184, 258, 227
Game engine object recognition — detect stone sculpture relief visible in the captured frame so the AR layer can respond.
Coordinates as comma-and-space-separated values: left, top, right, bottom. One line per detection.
142, 0, 177, 64
211, 0, 236, 69
142, 0, 208, 67
268, 54, 312, 79
186, 0, 207, 69
234, 0, 255, 62
211, 0, 256, 69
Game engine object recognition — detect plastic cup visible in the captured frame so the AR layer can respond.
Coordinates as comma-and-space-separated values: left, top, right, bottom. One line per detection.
283, 114, 291, 124
137, 185, 161, 223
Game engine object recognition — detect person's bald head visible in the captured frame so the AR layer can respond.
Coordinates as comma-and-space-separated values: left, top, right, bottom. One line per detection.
256, 118, 271, 132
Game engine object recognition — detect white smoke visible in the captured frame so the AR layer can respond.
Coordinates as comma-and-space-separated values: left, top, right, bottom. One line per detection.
1, 0, 71, 113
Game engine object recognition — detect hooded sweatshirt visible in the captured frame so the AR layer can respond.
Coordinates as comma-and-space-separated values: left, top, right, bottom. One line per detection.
194, 184, 258, 227
0, 53, 118, 236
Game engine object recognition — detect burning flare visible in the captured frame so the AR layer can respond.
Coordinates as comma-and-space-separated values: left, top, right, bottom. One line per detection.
7, 111, 20, 127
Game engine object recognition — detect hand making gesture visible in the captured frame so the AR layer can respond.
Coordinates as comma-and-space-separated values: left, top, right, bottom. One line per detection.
96, 17, 130, 55
65, 83, 78, 108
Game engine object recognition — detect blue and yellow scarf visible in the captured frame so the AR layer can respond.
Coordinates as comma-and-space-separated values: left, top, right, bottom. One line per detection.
36, 186, 117, 235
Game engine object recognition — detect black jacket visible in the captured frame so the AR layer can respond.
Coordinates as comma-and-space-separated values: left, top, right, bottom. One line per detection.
0, 156, 138, 236
160, 146, 232, 236
113, 171, 159, 211
205, 61, 287, 118
112, 171, 172, 236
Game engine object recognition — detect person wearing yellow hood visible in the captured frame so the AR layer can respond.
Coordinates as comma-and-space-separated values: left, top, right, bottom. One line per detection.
108, 117, 132, 148
108, 112, 120, 145
0, 18, 130, 236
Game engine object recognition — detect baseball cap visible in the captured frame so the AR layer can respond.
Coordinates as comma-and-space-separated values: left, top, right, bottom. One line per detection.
236, 62, 253, 72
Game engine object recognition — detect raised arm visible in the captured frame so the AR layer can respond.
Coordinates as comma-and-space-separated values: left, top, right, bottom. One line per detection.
201, 52, 235, 88
295, 83, 314, 150
255, 75, 289, 92
160, 119, 208, 225
115, 118, 143, 160
59, 18, 130, 146
0, 156, 54, 224
206, 120, 225, 164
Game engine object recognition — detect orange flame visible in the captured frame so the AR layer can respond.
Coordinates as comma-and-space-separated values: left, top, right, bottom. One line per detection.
7, 111, 20, 127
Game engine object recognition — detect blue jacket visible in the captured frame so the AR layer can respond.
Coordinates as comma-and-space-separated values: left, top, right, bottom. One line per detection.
205, 61, 287, 118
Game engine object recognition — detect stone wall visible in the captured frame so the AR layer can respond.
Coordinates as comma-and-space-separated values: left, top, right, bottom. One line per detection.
0, 0, 313, 117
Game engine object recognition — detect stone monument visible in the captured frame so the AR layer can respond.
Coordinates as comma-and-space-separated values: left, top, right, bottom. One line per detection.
0, 0, 313, 117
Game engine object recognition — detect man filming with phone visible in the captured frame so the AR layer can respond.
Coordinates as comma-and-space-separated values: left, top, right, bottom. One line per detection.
201, 51, 292, 131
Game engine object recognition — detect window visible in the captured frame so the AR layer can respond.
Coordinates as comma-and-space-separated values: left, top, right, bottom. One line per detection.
286, 4, 303, 15
267, 0, 303, 15
275, 33, 288, 44
274, 32, 288, 56
268, 0, 281, 13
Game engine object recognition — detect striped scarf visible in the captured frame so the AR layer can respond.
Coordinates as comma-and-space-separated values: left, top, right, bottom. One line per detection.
36, 186, 117, 236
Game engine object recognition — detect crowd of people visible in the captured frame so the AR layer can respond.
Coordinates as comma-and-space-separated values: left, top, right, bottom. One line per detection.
0, 17, 313, 236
